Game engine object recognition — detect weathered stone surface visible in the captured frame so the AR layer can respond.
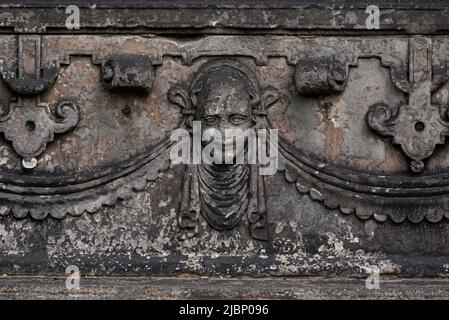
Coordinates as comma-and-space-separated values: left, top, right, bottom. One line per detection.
0, 2, 449, 295
2, 276, 449, 300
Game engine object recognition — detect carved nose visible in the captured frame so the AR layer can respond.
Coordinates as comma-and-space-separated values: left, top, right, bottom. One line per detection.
218, 122, 233, 131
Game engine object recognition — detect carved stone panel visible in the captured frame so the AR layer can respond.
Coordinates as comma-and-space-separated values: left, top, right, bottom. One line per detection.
1, 1, 449, 281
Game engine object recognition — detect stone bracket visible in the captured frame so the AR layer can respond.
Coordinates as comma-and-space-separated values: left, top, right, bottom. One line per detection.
0, 35, 79, 169
294, 56, 349, 97
366, 37, 449, 173
101, 56, 154, 92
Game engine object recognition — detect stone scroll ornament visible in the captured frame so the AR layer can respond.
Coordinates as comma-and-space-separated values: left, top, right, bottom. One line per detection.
0, 37, 164, 220
286, 39, 449, 224
366, 37, 449, 173
293, 56, 348, 97
168, 59, 280, 241
0, 35, 79, 169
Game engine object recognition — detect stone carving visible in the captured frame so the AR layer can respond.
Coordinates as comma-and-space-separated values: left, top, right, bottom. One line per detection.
3, 0, 449, 284
272, 37, 449, 224
0, 35, 80, 169
101, 56, 154, 92
168, 59, 279, 240
279, 141, 449, 224
1, 36, 59, 95
0, 97, 79, 168
276, 37, 449, 224
0, 35, 447, 228
294, 56, 349, 96
2, 67, 59, 95
0, 137, 171, 220
366, 37, 449, 173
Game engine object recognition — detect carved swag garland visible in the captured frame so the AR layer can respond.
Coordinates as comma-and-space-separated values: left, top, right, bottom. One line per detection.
2, 36, 449, 227
168, 59, 279, 241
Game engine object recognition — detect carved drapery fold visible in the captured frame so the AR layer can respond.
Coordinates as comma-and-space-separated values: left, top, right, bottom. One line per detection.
168, 59, 279, 241
0, 35, 448, 229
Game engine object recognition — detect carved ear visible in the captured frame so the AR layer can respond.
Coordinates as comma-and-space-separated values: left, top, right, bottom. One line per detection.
168, 84, 196, 128
168, 84, 192, 113
260, 87, 280, 112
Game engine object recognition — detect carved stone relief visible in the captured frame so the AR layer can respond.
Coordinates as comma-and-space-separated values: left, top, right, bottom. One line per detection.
0, 35, 449, 224
101, 56, 154, 92
1, 30, 449, 277
168, 59, 279, 241
0, 35, 79, 169
366, 37, 449, 173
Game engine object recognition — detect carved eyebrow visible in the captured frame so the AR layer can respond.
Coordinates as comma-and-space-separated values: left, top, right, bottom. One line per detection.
205, 96, 221, 104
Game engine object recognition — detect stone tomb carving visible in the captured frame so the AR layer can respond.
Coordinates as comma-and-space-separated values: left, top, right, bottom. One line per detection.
0, 24, 449, 276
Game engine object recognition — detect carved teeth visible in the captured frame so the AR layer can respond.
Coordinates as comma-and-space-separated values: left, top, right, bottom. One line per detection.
340, 207, 355, 215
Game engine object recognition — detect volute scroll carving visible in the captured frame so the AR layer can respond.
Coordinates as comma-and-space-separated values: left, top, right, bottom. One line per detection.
366, 37, 449, 173
276, 37, 449, 225
290, 37, 449, 175
0, 35, 80, 169
0, 97, 79, 169
294, 56, 349, 97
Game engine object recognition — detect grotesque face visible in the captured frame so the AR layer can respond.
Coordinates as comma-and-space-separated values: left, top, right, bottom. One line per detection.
196, 71, 255, 163
197, 71, 254, 132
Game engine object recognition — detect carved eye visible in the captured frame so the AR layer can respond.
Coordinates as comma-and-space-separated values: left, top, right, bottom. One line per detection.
202, 116, 219, 126
230, 114, 248, 125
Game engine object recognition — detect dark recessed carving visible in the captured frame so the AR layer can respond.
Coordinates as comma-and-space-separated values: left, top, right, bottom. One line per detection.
1, 66, 59, 95
1, 35, 59, 95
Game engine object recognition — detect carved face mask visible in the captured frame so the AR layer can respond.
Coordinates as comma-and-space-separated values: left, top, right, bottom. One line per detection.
196, 71, 256, 164
171, 59, 278, 241
193, 69, 265, 233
